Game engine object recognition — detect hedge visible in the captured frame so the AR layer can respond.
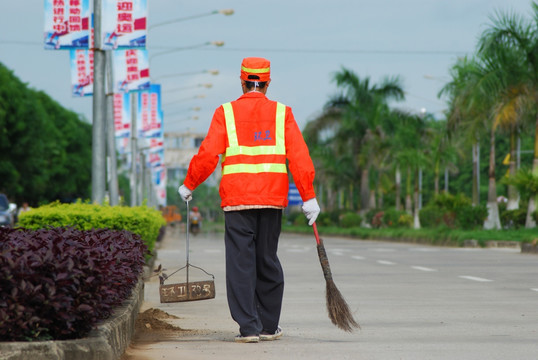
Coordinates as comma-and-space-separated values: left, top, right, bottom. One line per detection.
17, 202, 165, 254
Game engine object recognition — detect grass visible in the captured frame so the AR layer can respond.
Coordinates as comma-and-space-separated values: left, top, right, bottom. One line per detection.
192, 220, 537, 248
282, 224, 538, 247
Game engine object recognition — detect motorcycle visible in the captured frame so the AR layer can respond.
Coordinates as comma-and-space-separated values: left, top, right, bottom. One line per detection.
189, 215, 200, 235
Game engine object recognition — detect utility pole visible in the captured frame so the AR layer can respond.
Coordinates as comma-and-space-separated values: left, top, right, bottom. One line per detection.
105, 50, 119, 205
91, 0, 106, 204
130, 92, 138, 207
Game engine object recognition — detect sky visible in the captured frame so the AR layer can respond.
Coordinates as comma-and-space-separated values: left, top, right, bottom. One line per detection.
0, 0, 535, 134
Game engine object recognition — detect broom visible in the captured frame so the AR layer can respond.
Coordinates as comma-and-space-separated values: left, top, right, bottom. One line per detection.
313, 222, 360, 332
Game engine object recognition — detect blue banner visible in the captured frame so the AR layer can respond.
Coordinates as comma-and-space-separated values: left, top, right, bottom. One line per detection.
288, 183, 303, 206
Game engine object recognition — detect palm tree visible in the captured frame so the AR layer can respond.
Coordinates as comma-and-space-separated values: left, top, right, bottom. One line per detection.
478, 3, 538, 227
441, 55, 504, 229
426, 117, 461, 196
332, 69, 404, 213
440, 56, 485, 206
303, 107, 355, 211
305, 67, 404, 213
391, 110, 430, 228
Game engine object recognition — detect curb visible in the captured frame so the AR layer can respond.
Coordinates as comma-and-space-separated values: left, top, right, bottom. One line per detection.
0, 276, 144, 360
521, 243, 538, 254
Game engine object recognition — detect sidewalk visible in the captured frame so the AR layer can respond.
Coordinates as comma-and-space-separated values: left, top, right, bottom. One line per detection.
120, 226, 360, 360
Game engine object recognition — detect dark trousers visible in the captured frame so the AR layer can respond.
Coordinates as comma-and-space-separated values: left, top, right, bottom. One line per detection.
224, 208, 284, 336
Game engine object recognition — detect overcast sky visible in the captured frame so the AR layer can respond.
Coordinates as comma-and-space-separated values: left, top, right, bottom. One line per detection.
0, 0, 534, 134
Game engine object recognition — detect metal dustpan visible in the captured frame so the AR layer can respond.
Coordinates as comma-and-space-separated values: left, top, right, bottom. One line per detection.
159, 201, 215, 303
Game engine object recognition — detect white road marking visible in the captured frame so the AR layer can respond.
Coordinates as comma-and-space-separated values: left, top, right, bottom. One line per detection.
351, 255, 365, 260
411, 266, 437, 272
459, 275, 493, 282
372, 248, 396, 252
377, 260, 396, 265
531, 288, 538, 292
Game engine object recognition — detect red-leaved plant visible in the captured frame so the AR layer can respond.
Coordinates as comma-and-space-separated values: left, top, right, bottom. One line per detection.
0, 227, 148, 341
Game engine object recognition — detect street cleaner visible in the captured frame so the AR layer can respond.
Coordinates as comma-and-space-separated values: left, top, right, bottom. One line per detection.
178, 57, 321, 343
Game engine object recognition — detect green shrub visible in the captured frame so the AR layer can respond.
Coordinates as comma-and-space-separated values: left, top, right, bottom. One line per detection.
419, 205, 447, 228
455, 204, 487, 230
500, 208, 527, 230
293, 213, 308, 226
284, 210, 302, 226
364, 208, 380, 225
397, 213, 414, 228
316, 212, 333, 226
432, 192, 472, 210
383, 208, 412, 228
18, 202, 165, 254
419, 193, 485, 229
340, 212, 362, 228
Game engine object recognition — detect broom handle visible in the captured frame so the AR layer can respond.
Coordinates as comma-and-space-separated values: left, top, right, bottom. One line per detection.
313, 222, 321, 245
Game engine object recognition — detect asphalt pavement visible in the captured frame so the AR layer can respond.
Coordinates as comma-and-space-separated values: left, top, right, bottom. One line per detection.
122, 225, 538, 360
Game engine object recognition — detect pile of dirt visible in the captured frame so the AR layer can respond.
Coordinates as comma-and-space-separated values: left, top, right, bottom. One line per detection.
135, 308, 184, 332
122, 308, 212, 359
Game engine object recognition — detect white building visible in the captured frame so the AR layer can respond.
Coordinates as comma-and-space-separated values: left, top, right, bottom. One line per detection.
164, 131, 221, 187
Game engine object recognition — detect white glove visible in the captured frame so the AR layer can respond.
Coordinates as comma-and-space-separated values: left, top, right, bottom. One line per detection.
178, 184, 193, 202
302, 198, 320, 226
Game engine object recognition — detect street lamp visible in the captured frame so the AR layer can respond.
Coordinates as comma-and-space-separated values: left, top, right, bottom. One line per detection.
150, 41, 224, 62
423, 74, 449, 82
149, 9, 234, 30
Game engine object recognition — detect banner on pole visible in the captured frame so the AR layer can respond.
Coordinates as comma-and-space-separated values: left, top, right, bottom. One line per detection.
137, 85, 162, 138
44, 0, 90, 49
113, 92, 131, 155
113, 49, 150, 92
152, 165, 167, 206
101, 0, 147, 50
113, 92, 131, 138
69, 49, 93, 96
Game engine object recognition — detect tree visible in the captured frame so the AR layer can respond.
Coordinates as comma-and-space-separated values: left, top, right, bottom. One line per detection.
478, 3, 538, 227
305, 67, 404, 213
0, 62, 92, 205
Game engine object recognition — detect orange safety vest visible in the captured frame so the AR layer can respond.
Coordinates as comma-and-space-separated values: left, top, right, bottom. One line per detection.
219, 101, 290, 207
221, 101, 287, 176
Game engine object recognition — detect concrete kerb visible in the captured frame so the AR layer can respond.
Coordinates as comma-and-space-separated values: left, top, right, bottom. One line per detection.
0, 268, 149, 360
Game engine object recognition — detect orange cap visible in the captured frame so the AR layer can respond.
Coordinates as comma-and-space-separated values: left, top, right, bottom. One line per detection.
240, 57, 271, 82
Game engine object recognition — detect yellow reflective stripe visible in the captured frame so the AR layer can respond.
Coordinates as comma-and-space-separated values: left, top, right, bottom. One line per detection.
226, 145, 282, 156
275, 102, 285, 153
222, 163, 287, 175
222, 102, 238, 147
241, 65, 270, 74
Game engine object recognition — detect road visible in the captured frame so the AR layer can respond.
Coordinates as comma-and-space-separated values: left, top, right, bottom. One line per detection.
122, 226, 538, 360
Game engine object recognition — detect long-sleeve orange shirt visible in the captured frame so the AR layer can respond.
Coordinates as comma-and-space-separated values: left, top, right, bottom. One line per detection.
184, 91, 316, 208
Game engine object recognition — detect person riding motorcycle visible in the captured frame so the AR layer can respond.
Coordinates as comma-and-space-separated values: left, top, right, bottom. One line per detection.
189, 206, 202, 235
